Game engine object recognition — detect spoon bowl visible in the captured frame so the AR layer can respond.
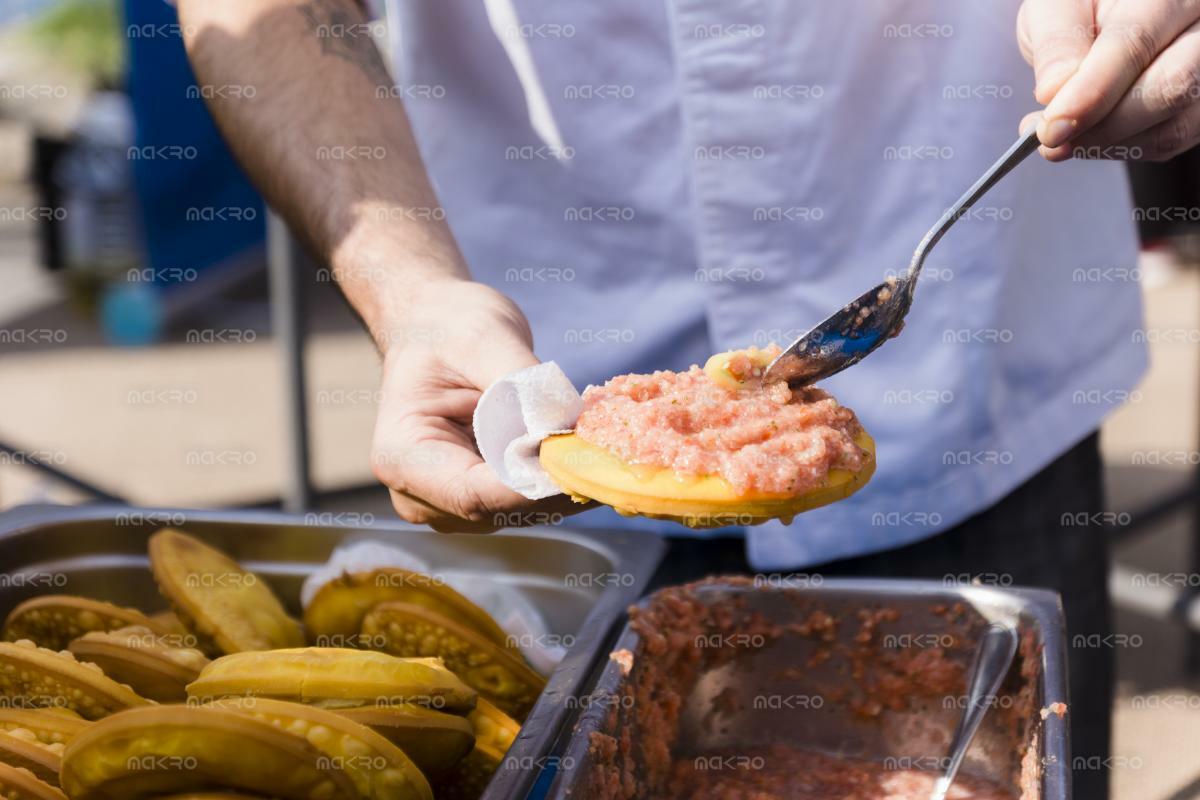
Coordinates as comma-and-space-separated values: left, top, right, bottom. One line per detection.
762, 125, 1042, 388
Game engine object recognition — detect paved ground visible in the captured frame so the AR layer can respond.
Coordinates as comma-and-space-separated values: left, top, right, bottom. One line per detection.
1103, 260, 1200, 800
1, 173, 1199, 797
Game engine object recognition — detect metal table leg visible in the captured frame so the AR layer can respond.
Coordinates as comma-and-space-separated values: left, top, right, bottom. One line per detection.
266, 210, 312, 513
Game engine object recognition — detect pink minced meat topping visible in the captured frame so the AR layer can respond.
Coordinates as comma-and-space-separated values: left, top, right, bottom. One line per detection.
573, 361, 867, 496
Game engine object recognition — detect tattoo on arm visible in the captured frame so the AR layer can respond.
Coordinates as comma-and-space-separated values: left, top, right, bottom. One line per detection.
298, 0, 393, 89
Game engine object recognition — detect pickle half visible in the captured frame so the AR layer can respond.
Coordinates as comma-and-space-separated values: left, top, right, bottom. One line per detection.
3, 597, 168, 652
148, 529, 304, 656
361, 603, 544, 719
0, 641, 150, 720
304, 571, 509, 652
69, 626, 210, 703
59, 704, 359, 800
187, 648, 476, 713
209, 698, 433, 800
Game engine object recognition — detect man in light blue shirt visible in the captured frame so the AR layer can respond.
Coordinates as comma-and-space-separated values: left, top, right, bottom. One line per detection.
178, 0, 1200, 795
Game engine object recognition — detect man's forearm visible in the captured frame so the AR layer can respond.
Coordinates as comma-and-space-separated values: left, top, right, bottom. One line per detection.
177, 0, 468, 336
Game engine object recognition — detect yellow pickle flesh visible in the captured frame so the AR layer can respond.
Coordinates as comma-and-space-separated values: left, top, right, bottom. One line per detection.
0, 641, 150, 720
2, 597, 167, 652
466, 699, 520, 754
361, 603, 544, 720
0, 709, 88, 746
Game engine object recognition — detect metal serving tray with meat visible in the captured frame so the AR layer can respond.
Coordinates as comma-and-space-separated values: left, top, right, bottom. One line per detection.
549, 578, 1070, 800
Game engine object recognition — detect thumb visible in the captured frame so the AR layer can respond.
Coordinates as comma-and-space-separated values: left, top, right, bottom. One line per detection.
1018, 0, 1095, 104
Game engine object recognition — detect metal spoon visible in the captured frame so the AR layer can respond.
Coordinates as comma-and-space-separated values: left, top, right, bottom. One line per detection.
761, 125, 1042, 388
929, 622, 1020, 800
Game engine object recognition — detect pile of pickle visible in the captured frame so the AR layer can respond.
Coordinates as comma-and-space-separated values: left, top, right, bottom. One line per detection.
0, 529, 541, 799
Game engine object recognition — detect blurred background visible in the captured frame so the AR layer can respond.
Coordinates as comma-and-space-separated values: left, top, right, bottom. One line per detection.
0, 2, 1198, 797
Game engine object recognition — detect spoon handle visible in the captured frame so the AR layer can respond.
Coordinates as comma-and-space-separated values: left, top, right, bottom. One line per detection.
909, 127, 1042, 279
929, 622, 1020, 800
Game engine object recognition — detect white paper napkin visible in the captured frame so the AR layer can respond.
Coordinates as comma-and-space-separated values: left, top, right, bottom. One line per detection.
471, 361, 583, 500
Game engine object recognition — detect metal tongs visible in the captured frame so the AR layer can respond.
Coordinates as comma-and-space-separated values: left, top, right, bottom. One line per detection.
929, 622, 1020, 800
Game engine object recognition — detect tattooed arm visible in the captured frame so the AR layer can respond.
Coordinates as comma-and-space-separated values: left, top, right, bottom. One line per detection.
178, 0, 584, 529
178, 0, 465, 324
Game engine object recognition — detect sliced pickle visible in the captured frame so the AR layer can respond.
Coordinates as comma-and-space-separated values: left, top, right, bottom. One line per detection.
209, 698, 432, 800
0, 709, 88, 745
69, 626, 210, 703
0, 730, 62, 785
304, 571, 510, 652
0, 762, 67, 800
187, 648, 476, 713
361, 603, 544, 720
432, 699, 520, 800
148, 529, 304, 656
2, 596, 169, 652
0, 641, 150, 720
59, 704, 358, 800
334, 704, 474, 776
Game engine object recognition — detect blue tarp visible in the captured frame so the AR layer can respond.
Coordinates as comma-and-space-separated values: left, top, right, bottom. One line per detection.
124, 0, 265, 283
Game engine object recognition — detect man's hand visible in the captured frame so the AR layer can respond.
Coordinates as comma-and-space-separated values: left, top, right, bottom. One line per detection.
1018, 0, 1200, 161
369, 280, 588, 533
177, 0, 587, 531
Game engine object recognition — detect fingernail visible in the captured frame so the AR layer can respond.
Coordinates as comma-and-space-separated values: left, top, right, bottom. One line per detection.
1037, 117, 1077, 148
1039, 144, 1072, 163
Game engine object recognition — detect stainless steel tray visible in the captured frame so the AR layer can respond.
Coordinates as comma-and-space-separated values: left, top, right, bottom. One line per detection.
0, 503, 666, 800
548, 579, 1070, 800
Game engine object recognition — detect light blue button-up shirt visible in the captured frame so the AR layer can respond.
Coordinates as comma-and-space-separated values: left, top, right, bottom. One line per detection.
385, 0, 1146, 569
